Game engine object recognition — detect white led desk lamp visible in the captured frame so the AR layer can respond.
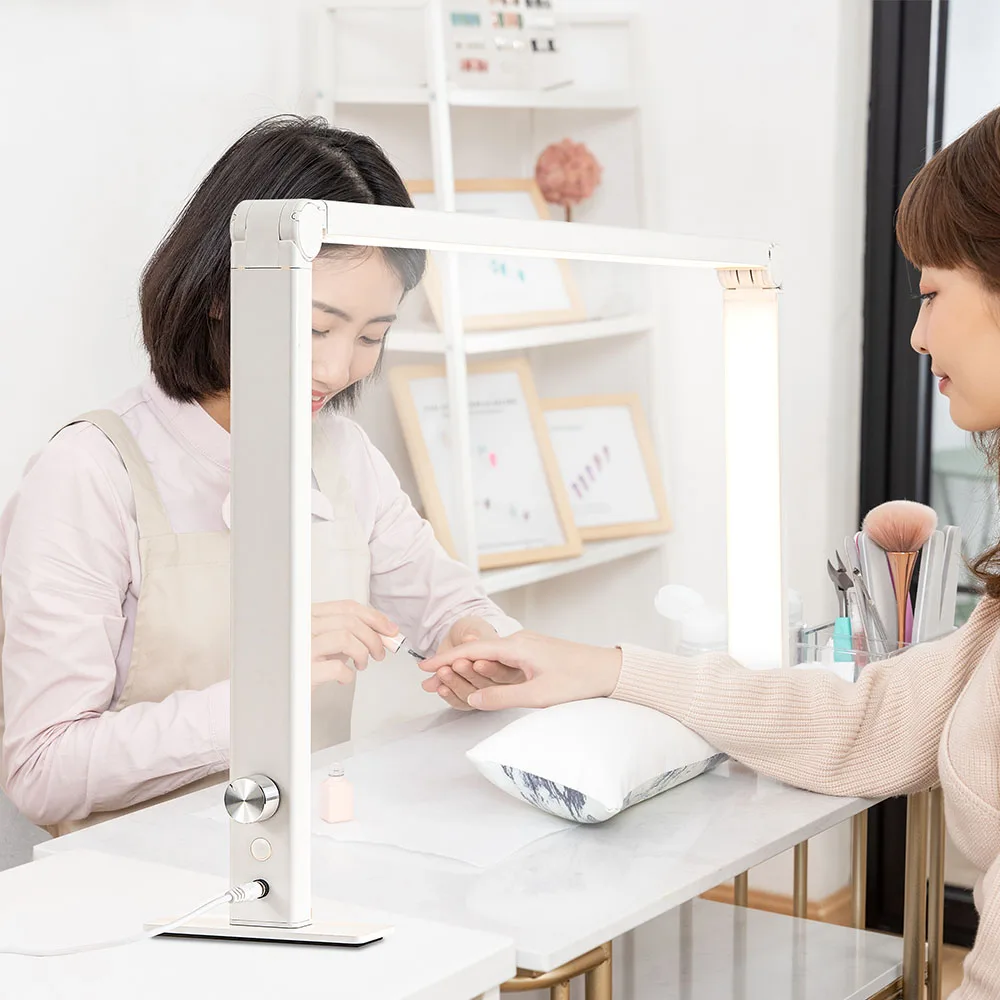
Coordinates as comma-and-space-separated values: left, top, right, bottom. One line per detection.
159, 199, 785, 944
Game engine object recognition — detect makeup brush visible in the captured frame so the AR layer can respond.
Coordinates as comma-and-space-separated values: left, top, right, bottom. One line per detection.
862, 500, 938, 649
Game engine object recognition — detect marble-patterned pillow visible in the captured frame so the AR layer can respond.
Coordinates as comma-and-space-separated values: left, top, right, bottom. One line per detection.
467, 699, 727, 824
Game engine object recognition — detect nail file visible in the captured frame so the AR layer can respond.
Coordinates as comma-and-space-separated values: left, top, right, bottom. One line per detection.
843, 536, 860, 573
939, 525, 962, 634
850, 532, 889, 657
913, 529, 944, 643
860, 533, 898, 647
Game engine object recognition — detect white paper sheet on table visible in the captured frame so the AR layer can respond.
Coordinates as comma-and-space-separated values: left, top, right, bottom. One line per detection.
198, 710, 575, 868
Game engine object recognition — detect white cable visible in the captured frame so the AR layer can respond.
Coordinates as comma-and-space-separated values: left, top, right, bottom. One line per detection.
0, 879, 268, 958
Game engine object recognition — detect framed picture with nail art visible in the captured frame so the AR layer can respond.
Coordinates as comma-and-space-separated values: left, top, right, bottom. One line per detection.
389, 358, 582, 569
405, 178, 586, 331
541, 394, 672, 541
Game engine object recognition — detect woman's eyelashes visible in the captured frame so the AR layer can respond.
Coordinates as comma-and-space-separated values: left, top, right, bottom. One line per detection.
918, 291, 937, 305
359, 326, 391, 346
310, 328, 387, 345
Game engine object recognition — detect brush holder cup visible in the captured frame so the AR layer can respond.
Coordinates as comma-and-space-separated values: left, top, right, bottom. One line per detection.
793, 621, 912, 681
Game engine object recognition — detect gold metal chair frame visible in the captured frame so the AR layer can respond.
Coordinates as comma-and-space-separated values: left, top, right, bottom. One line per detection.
500, 793, 946, 1000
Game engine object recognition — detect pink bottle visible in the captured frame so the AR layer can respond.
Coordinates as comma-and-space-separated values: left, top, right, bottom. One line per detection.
320, 763, 354, 824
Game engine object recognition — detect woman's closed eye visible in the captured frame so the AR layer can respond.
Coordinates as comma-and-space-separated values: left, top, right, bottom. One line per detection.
358, 327, 390, 346
917, 291, 937, 305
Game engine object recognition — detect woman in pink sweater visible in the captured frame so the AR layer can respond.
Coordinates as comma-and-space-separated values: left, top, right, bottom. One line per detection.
421, 108, 1000, 998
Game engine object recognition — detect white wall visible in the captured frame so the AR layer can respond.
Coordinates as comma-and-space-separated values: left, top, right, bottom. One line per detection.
636, 0, 873, 897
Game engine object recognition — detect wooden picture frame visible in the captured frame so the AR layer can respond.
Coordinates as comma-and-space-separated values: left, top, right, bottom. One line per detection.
541, 393, 672, 541
406, 178, 587, 331
389, 358, 583, 569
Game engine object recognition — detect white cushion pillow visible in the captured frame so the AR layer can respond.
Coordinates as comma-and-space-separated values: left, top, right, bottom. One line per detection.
466, 699, 727, 824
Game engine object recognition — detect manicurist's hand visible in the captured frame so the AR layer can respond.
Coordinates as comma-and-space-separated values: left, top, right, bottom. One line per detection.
419, 631, 623, 710
311, 600, 397, 688
421, 617, 523, 711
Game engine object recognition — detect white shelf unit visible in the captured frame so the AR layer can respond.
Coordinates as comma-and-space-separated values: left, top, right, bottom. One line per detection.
386, 312, 653, 354
315, 0, 669, 642
335, 85, 638, 110
481, 534, 666, 596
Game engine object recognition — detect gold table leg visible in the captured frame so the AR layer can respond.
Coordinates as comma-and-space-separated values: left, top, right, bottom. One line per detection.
903, 790, 929, 1000
502, 942, 612, 997
852, 810, 869, 928
927, 786, 946, 1000
585, 942, 612, 1000
793, 840, 808, 919
733, 871, 749, 907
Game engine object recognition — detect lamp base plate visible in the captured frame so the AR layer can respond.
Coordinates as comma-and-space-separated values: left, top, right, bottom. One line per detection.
145, 913, 390, 947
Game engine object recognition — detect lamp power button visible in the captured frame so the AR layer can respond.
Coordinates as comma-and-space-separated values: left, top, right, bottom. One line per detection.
250, 838, 272, 862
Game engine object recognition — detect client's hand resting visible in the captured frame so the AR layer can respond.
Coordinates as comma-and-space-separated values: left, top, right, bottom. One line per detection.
421, 617, 524, 711
419, 631, 623, 710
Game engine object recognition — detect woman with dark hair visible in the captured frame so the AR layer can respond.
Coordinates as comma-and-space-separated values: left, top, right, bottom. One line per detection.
0, 117, 518, 835
423, 107, 1000, 998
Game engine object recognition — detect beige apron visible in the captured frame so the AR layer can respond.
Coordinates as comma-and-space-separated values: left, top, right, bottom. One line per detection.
0, 411, 369, 837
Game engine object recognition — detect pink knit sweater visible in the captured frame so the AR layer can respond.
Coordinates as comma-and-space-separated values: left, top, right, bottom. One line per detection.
612, 597, 1000, 999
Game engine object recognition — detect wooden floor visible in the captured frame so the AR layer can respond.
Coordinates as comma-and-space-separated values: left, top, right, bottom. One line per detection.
943, 944, 968, 997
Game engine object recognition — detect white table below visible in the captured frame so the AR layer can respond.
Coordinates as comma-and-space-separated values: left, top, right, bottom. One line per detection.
0, 849, 514, 1000
40, 709, 881, 975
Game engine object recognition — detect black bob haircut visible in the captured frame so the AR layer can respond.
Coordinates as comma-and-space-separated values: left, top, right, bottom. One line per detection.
140, 116, 425, 404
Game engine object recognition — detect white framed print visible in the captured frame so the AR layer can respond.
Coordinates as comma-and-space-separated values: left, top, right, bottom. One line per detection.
542, 394, 672, 541
389, 358, 583, 570
406, 178, 586, 332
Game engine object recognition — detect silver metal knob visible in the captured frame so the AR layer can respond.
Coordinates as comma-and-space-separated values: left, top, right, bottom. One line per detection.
225, 774, 280, 824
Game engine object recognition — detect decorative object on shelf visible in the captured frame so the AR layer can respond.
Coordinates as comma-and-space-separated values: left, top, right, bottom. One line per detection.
492, 11, 522, 28
407, 178, 586, 331
535, 139, 603, 221
389, 358, 582, 570
450, 11, 481, 26
542, 393, 671, 541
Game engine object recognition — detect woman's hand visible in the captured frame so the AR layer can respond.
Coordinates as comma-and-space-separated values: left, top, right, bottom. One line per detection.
418, 631, 623, 710
422, 617, 523, 710
311, 600, 397, 688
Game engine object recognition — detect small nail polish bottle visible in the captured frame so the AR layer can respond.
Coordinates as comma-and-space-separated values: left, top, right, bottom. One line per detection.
320, 763, 354, 824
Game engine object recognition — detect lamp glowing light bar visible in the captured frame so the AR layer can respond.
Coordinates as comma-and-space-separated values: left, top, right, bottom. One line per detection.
226, 199, 784, 936
720, 274, 787, 669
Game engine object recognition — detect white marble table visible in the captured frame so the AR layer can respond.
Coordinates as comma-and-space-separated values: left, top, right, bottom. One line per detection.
0, 849, 514, 1000
38, 709, 900, 996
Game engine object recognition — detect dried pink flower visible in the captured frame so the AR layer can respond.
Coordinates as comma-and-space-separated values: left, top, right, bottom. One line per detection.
535, 139, 603, 211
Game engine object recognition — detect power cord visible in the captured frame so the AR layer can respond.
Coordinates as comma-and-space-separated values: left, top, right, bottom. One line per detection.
0, 878, 269, 957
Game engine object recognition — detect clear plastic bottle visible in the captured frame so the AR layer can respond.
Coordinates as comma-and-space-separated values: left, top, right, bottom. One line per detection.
676, 607, 729, 657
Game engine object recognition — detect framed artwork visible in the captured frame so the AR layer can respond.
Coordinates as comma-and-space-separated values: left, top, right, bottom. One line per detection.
541, 394, 672, 541
389, 358, 583, 569
406, 178, 586, 331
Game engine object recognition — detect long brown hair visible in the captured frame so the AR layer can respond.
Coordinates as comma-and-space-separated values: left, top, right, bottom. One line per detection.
896, 106, 1000, 596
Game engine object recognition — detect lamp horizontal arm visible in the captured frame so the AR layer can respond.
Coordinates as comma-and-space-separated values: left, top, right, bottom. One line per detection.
231, 198, 776, 274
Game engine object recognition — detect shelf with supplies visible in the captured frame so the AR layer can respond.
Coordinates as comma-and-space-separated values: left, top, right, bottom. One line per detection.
479, 535, 667, 596
333, 85, 638, 110
387, 313, 653, 355
317, 1, 661, 585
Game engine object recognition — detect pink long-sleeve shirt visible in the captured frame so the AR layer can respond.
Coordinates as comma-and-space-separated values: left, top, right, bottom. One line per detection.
0, 378, 519, 827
